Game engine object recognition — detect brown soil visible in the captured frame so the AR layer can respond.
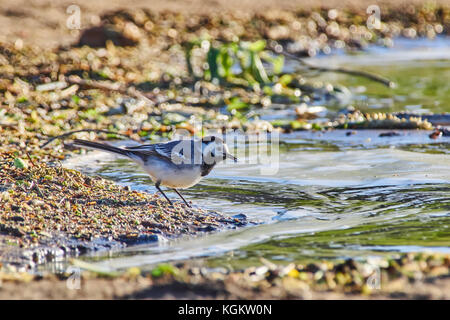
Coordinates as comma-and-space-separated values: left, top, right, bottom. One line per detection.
1, 273, 449, 300
1, 0, 449, 48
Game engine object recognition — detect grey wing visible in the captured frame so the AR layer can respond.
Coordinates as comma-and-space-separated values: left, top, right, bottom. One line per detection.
125, 140, 194, 163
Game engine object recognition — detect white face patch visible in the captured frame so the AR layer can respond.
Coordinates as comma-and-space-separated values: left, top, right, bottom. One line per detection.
167, 139, 227, 165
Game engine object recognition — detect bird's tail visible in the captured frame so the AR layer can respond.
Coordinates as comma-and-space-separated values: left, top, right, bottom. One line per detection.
73, 139, 131, 157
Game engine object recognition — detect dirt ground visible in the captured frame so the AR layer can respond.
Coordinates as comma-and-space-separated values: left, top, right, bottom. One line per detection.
1, 0, 449, 47
1, 273, 449, 300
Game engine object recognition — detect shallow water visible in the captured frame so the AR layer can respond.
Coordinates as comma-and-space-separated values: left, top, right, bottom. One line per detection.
64, 38, 450, 272
286, 37, 450, 114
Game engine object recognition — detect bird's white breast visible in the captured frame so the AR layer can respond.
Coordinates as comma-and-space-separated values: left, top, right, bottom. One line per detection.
139, 158, 203, 189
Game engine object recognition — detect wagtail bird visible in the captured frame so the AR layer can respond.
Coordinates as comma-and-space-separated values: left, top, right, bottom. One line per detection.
73, 136, 237, 207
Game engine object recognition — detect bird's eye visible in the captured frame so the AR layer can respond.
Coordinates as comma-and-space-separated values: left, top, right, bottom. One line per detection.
210, 136, 215, 142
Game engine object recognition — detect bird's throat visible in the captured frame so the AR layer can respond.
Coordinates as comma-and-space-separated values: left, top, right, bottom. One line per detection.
200, 163, 216, 177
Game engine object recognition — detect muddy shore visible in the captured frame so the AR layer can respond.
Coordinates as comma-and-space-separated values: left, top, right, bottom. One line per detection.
0, 152, 248, 271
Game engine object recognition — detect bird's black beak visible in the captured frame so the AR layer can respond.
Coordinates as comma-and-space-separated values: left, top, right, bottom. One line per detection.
223, 152, 237, 162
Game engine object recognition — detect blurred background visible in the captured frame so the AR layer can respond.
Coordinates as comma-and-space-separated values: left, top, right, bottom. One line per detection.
2, 0, 449, 47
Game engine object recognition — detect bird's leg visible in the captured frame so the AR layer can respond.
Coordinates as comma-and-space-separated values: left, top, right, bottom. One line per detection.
155, 181, 173, 206
172, 188, 191, 208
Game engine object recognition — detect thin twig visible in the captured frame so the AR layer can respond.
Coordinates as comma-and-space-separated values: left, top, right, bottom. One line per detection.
25, 151, 36, 167
64, 75, 156, 105
0, 122, 17, 129
272, 47, 395, 88
40, 129, 140, 148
